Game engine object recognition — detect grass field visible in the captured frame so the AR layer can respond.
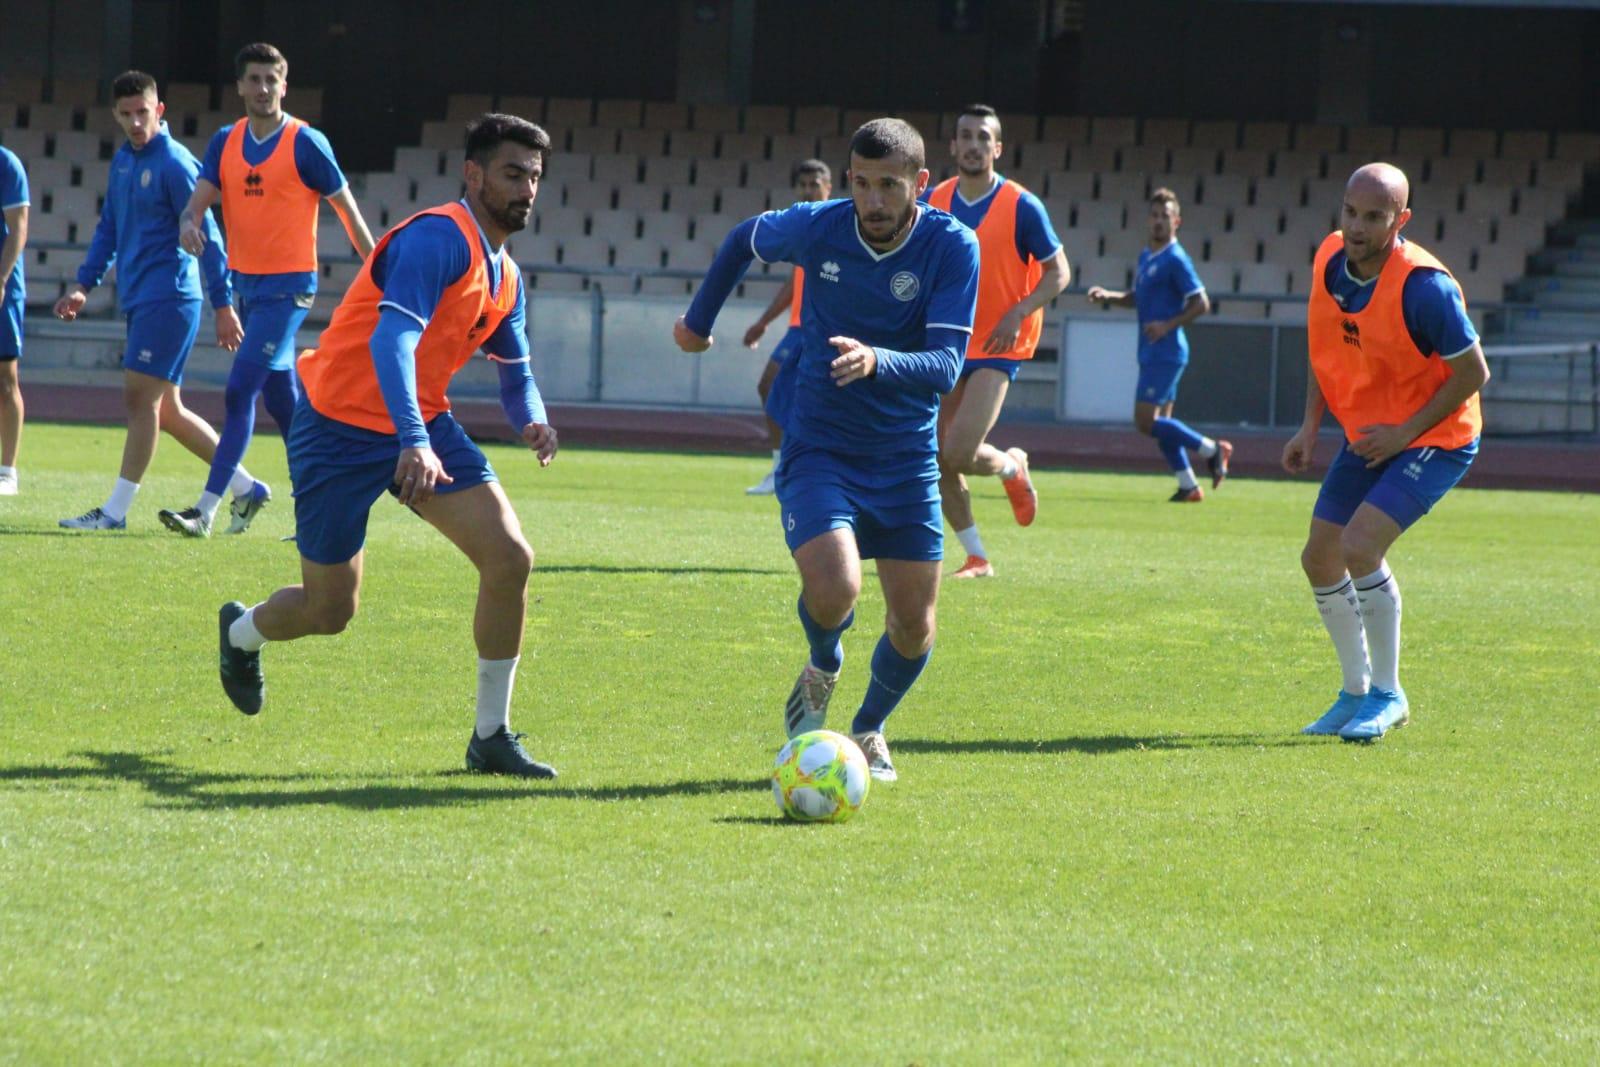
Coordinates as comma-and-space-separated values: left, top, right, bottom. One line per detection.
1, 422, 1597, 1064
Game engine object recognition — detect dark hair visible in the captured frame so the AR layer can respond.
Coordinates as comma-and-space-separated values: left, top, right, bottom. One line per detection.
111, 70, 158, 101
848, 118, 925, 173
465, 113, 552, 168
791, 158, 831, 186
957, 103, 1001, 137
235, 42, 288, 79
1150, 186, 1182, 214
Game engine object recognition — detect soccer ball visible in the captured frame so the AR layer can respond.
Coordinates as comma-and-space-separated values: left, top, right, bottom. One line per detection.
771, 729, 870, 823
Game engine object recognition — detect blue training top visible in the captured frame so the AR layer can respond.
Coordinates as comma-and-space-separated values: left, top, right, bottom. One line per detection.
686, 198, 980, 456
1323, 239, 1479, 359
0, 146, 27, 304
77, 123, 232, 311
200, 115, 348, 301
1133, 239, 1206, 365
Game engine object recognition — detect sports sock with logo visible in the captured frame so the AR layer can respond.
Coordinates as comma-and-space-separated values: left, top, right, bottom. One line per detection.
851, 634, 931, 734
1313, 577, 1370, 695
1354, 565, 1402, 693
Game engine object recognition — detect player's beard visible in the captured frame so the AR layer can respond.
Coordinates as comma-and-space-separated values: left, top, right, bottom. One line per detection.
486, 192, 534, 233
858, 202, 915, 247
957, 154, 990, 177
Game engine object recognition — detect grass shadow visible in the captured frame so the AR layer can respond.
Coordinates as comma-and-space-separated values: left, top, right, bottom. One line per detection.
0, 751, 767, 811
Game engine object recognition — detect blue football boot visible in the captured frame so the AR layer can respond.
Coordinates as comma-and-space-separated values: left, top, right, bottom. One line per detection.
1339, 687, 1410, 742
1302, 690, 1367, 735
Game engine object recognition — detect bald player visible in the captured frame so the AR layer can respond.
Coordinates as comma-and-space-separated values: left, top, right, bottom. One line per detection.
1283, 163, 1488, 742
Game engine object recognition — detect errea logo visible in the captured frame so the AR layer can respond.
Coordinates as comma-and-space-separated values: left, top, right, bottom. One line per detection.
820, 261, 841, 283
1341, 318, 1361, 349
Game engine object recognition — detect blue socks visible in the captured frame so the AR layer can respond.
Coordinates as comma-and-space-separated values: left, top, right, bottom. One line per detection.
797, 596, 852, 674
851, 634, 931, 735
1151, 417, 1204, 472
206, 361, 299, 496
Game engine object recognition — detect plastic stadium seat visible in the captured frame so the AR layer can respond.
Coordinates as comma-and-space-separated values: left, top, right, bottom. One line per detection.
666, 130, 718, 159
719, 131, 767, 161
745, 159, 793, 193
0, 75, 45, 104
412, 175, 465, 205
1517, 184, 1570, 224
743, 104, 789, 134
1251, 176, 1303, 214
588, 211, 639, 245
1089, 116, 1137, 146
1344, 126, 1394, 156
1167, 146, 1218, 177
768, 134, 819, 166
1498, 130, 1549, 160
545, 98, 594, 130
1266, 299, 1306, 324
1199, 173, 1248, 208
1294, 124, 1342, 153
1479, 158, 1532, 187
538, 208, 588, 241
1302, 177, 1347, 214
445, 94, 495, 121
563, 182, 614, 214
419, 120, 459, 150
49, 130, 102, 162
717, 187, 767, 218
1188, 120, 1237, 151
163, 83, 211, 113
1058, 225, 1101, 259
1206, 232, 1259, 263
643, 100, 690, 130
1100, 171, 1149, 203
688, 212, 725, 241
1394, 126, 1445, 157
692, 103, 739, 133
27, 211, 72, 244
1078, 255, 1132, 290
47, 185, 98, 219
559, 236, 610, 268
1006, 164, 1050, 196
1241, 121, 1291, 152
1042, 195, 1076, 230
316, 221, 352, 259
1409, 180, 1461, 218
1179, 202, 1228, 237
840, 108, 879, 135
615, 185, 665, 213
815, 135, 851, 166
1495, 214, 1546, 253
664, 239, 713, 271
1448, 129, 1497, 158
1536, 158, 1586, 196
20, 154, 70, 193
1232, 207, 1285, 245
1461, 184, 1514, 217
394, 145, 442, 177
1039, 115, 1089, 145
496, 96, 542, 122
533, 271, 587, 292
897, 110, 942, 140
1074, 200, 1124, 231
595, 99, 643, 129
591, 154, 640, 186
550, 152, 593, 184
635, 276, 688, 296
643, 156, 692, 186
1270, 149, 1323, 182
791, 105, 839, 136
1120, 144, 1167, 174
1200, 261, 1240, 292
1237, 262, 1292, 295
1140, 117, 1188, 147
695, 159, 743, 188
80, 108, 122, 138
570, 126, 620, 155
617, 128, 665, 157
638, 210, 689, 243
1427, 157, 1477, 187
1017, 142, 1066, 173
1322, 152, 1370, 185
611, 239, 662, 270
1066, 143, 1114, 173
1440, 212, 1493, 250
669, 185, 717, 215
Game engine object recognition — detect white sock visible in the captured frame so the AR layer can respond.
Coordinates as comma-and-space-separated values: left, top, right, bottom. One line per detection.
955, 524, 986, 559
1194, 437, 1217, 459
197, 490, 224, 521
104, 477, 139, 520
228, 604, 268, 652
1313, 578, 1370, 695
228, 466, 255, 497
475, 655, 520, 739
998, 455, 1018, 480
1354, 565, 1402, 693
1175, 467, 1199, 491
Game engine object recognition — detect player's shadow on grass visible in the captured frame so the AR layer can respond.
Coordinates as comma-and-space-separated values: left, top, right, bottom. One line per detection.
535, 563, 789, 576
893, 733, 1310, 756
0, 751, 768, 811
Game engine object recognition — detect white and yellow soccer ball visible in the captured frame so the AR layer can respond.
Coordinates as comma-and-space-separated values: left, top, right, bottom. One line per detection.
771, 729, 870, 823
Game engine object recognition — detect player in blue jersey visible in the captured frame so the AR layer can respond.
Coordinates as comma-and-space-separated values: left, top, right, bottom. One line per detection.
674, 118, 980, 782
54, 71, 249, 531
0, 145, 28, 496
924, 104, 1070, 578
158, 42, 377, 539
1086, 187, 1231, 502
741, 159, 832, 495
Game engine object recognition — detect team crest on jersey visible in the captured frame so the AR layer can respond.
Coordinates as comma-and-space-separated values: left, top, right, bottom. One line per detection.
139, 169, 152, 188
820, 261, 841, 283
889, 271, 919, 301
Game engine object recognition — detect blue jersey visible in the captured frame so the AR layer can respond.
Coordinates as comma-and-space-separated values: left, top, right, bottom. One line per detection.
0, 146, 27, 305
201, 115, 347, 301
1133, 240, 1205, 365
919, 174, 1062, 264
1324, 241, 1478, 359
77, 124, 231, 311
750, 199, 979, 454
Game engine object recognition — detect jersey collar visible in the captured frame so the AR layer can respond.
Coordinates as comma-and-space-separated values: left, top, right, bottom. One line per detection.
854, 204, 922, 263
246, 115, 290, 146
953, 174, 1002, 208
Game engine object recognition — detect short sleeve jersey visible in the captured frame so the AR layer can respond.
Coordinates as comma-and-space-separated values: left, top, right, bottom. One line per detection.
921, 175, 1062, 264
0, 146, 27, 302
1133, 240, 1206, 365
751, 199, 979, 454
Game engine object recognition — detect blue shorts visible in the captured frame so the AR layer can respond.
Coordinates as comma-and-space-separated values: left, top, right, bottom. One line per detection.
768, 325, 803, 366
237, 293, 312, 371
775, 441, 942, 561
1314, 438, 1479, 531
123, 300, 202, 383
287, 396, 498, 565
0, 298, 21, 359
960, 356, 1023, 383
1136, 360, 1186, 406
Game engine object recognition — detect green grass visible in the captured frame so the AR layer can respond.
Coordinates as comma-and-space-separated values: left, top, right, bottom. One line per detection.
1, 422, 1597, 1064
